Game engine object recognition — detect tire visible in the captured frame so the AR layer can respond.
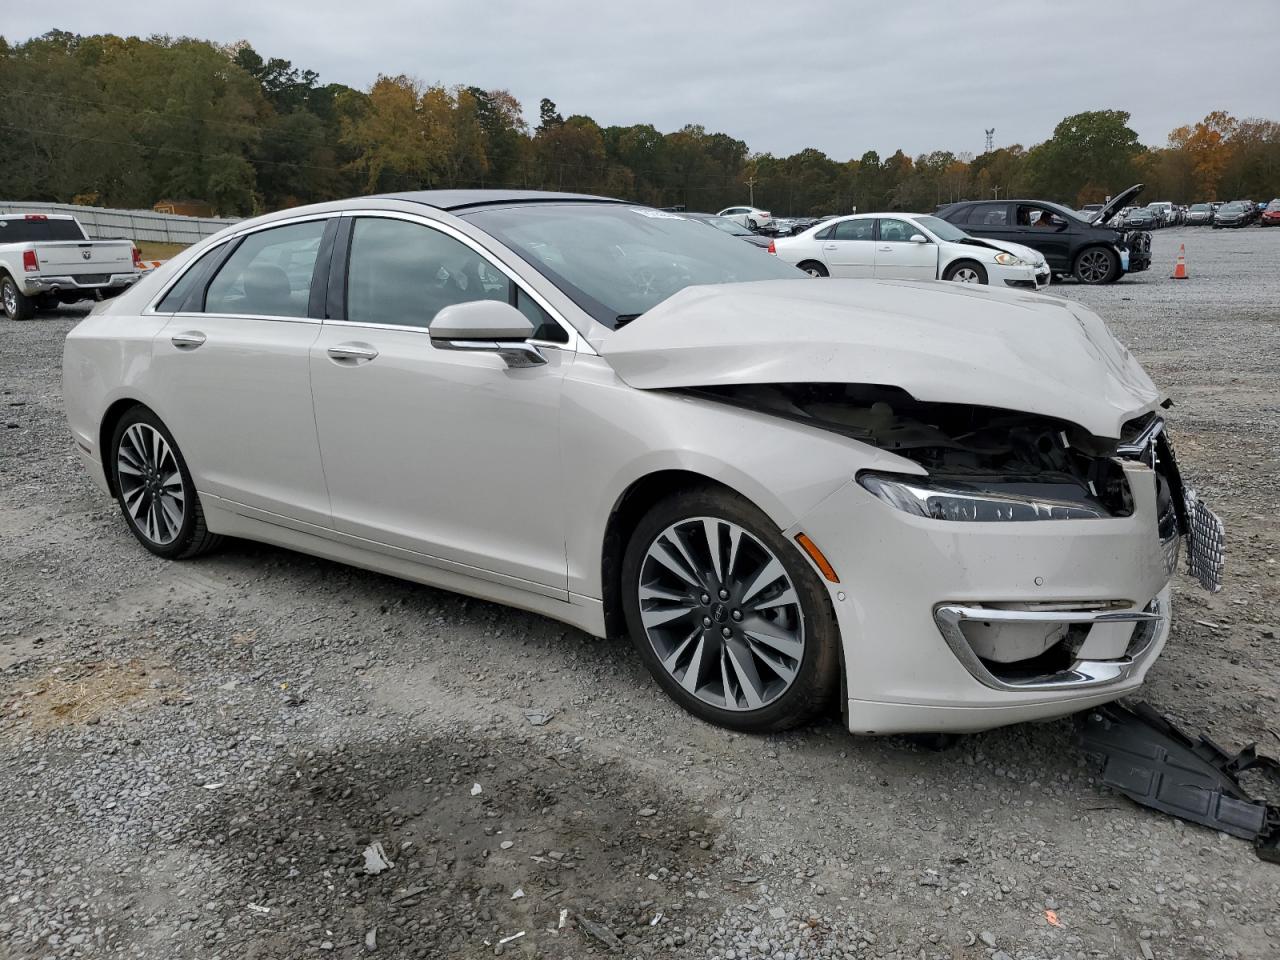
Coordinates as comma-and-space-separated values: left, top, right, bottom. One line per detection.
1, 274, 36, 321
943, 260, 987, 284
1073, 247, 1119, 285
109, 406, 222, 560
797, 260, 829, 278
620, 485, 840, 733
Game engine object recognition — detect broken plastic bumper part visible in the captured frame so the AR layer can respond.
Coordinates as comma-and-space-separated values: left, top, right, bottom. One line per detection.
1080, 702, 1280, 863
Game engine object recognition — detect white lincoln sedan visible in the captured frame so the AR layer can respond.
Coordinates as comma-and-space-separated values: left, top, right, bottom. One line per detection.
773, 212, 1050, 288
63, 191, 1222, 735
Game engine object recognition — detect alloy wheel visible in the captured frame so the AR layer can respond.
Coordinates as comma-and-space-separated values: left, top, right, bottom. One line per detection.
952, 267, 981, 283
637, 517, 805, 711
2, 281, 16, 317
1077, 250, 1112, 283
116, 423, 186, 545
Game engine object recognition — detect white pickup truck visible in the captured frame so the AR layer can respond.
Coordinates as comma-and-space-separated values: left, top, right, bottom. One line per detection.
0, 213, 141, 320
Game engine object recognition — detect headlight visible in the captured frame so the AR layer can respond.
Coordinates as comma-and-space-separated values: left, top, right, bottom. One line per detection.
858, 472, 1109, 521
992, 252, 1025, 266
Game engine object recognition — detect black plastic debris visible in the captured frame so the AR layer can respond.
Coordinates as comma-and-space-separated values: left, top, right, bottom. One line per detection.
1079, 701, 1280, 863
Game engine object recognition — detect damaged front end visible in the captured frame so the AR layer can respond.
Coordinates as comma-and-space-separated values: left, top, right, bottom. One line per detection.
688, 383, 1224, 690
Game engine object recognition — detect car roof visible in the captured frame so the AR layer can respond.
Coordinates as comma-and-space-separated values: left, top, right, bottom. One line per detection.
375, 189, 627, 212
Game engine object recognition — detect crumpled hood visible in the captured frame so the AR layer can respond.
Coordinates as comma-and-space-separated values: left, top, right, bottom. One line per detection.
980, 238, 1046, 265
600, 279, 1165, 440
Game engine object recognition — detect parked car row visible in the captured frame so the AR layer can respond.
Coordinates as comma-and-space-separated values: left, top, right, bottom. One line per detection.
60, 188, 1224, 739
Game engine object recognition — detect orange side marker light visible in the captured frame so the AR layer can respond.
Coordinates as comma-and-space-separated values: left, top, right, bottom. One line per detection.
795, 533, 840, 583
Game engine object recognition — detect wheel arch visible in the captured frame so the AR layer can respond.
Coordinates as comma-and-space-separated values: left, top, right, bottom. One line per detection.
600, 470, 759, 639
98, 397, 149, 496
1073, 242, 1121, 273
796, 259, 828, 277
942, 257, 987, 282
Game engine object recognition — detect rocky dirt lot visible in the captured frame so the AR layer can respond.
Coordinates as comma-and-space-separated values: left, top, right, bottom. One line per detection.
1, 226, 1277, 960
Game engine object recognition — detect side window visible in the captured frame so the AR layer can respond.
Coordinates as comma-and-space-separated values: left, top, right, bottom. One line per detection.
814, 225, 834, 240
947, 206, 974, 224
346, 217, 567, 343
977, 206, 1009, 226
877, 218, 920, 243
157, 246, 225, 312
832, 219, 875, 241
203, 220, 327, 317
1017, 205, 1065, 228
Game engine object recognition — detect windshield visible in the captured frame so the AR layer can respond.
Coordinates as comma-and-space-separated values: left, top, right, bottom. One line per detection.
1267, 200, 1280, 211
462, 203, 805, 328
1221, 202, 1243, 212
707, 216, 753, 236
913, 215, 969, 243
1190, 204, 1210, 211
0, 217, 86, 243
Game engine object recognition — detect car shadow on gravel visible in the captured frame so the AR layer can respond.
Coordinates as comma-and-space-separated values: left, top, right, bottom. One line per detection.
180, 731, 719, 958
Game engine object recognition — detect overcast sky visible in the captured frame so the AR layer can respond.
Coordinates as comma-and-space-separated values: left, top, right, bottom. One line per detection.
8, 1, 1279, 159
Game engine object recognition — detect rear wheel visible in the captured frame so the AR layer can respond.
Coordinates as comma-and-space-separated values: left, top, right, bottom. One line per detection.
110, 406, 222, 560
1073, 247, 1118, 284
1, 275, 35, 320
943, 260, 987, 284
797, 260, 829, 278
621, 486, 840, 733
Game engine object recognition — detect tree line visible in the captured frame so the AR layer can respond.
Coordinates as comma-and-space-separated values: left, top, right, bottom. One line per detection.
1, 31, 1277, 217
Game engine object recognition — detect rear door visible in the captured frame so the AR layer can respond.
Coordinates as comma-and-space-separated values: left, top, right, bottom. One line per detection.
872, 218, 937, 279
820, 218, 876, 277
147, 216, 334, 528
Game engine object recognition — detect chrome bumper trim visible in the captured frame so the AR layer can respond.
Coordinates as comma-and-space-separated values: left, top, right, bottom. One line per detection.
934, 599, 1165, 692
25, 273, 139, 292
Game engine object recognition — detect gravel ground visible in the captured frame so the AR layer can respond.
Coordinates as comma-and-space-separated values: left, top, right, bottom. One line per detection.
1, 225, 1277, 960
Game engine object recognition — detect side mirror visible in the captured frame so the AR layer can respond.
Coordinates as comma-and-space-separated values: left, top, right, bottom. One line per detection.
909, 234, 928, 244
429, 300, 546, 368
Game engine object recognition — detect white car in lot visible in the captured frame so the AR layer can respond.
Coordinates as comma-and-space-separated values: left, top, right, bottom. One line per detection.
717, 205, 773, 231
63, 190, 1222, 736
773, 212, 1050, 288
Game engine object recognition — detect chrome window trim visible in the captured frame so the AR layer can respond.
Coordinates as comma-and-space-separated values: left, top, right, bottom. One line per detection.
143, 212, 336, 317
331, 209, 591, 354
166, 311, 322, 326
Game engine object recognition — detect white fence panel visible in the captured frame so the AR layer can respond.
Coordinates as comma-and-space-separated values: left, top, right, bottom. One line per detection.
0, 201, 238, 244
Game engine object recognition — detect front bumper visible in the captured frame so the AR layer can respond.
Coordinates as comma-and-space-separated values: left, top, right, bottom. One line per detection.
990, 262, 1040, 289
789, 459, 1186, 734
21, 273, 139, 297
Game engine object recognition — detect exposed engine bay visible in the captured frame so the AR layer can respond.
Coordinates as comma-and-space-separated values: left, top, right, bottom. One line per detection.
686, 382, 1134, 516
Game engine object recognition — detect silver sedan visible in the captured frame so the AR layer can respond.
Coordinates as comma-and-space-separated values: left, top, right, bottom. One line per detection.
62, 191, 1222, 736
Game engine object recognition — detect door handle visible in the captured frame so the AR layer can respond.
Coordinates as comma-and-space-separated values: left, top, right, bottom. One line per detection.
823, 244, 837, 250
327, 343, 379, 363
170, 331, 206, 349
878, 246, 893, 252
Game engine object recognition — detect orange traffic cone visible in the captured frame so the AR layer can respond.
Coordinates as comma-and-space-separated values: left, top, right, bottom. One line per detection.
1171, 244, 1189, 280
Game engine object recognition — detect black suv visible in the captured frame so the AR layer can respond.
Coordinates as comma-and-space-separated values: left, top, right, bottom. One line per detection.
936, 184, 1152, 284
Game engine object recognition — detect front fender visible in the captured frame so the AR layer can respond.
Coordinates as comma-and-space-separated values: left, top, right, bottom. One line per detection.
560, 355, 912, 599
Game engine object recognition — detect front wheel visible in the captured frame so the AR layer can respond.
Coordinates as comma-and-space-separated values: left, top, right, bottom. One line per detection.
1, 275, 36, 320
797, 260, 829, 278
110, 406, 222, 559
1073, 247, 1118, 284
943, 260, 987, 284
621, 486, 840, 733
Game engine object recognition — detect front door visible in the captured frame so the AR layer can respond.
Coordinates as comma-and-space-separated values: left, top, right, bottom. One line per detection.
149, 217, 333, 527
1014, 205, 1074, 271
821, 218, 876, 277
308, 214, 571, 597
872, 218, 938, 279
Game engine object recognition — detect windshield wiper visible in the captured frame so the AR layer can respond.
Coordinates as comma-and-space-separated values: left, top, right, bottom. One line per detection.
614, 314, 642, 329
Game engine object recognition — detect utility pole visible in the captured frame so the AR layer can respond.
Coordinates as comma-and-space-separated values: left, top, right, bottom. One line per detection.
984, 128, 995, 153
992, 186, 1001, 200
746, 177, 757, 206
